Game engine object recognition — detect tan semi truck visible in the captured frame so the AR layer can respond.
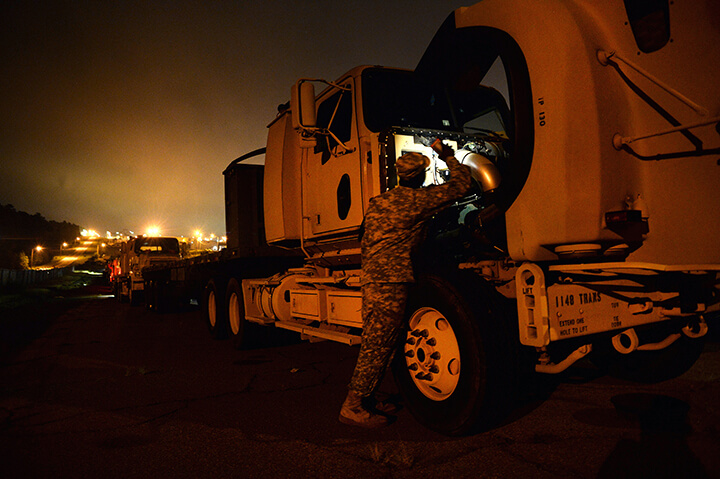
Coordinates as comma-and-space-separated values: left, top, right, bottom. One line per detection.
113, 236, 182, 305
143, 0, 719, 435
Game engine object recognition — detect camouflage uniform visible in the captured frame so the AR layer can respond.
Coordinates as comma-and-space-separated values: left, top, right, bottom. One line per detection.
348, 156, 472, 397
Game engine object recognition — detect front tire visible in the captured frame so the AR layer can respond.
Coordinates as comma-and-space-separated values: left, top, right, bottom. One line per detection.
392, 273, 520, 436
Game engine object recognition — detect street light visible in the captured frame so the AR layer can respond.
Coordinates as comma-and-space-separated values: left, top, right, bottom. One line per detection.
30, 245, 42, 268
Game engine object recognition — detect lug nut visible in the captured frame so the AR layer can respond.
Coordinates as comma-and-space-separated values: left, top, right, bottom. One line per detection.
419, 329, 429, 338
408, 363, 419, 371
430, 352, 441, 360
406, 337, 416, 345
429, 365, 439, 374
415, 372, 433, 381
405, 350, 415, 358
426, 338, 437, 346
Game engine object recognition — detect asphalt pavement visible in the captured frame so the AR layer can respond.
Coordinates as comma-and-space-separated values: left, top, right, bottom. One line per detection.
1, 287, 719, 478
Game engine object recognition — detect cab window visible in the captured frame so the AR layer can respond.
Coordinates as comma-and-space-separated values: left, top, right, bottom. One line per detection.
315, 88, 352, 162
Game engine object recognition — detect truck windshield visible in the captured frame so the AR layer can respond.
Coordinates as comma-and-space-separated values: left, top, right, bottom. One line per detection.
361, 66, 510, 140
362, 68, 453, 133
134, 237, 180, 255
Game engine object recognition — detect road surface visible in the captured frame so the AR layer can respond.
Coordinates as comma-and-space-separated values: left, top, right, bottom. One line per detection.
1, 292, 719, 478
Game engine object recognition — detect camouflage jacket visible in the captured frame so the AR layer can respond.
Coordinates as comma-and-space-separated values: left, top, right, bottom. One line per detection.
361, 157, 472, 284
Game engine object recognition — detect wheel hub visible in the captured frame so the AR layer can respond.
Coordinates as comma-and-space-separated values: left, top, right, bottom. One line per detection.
403, 307, 461, 401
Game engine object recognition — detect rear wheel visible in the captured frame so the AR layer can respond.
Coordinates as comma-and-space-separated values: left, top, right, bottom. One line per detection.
226, 278, 246, 349
203, 278, 227, 339
392, 273, 520, 436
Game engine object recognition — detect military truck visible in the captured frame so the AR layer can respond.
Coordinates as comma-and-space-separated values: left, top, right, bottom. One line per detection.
142, 0, 719, 435
113, 236, 182, 305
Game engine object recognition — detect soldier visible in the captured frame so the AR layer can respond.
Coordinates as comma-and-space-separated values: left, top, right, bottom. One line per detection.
340, 142, 472, 428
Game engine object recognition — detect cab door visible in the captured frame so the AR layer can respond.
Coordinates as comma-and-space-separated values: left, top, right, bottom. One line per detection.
303, 80, 364, 238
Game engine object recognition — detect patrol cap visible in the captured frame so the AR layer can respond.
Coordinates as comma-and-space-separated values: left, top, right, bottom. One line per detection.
396, 152, 430, 180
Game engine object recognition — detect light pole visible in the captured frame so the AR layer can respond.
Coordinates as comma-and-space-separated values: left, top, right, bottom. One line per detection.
30, 245, 42, 268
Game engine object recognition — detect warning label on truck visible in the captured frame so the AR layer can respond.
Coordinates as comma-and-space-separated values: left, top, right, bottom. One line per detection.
546, 284, 665, 341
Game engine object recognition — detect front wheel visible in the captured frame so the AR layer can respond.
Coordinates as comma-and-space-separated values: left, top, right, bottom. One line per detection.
128, 280, 144, 306
391, 274, 520, 436
402, 306, 462, 401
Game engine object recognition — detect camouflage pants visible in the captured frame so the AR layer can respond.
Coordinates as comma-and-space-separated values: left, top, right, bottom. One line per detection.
348, 282, 409, 397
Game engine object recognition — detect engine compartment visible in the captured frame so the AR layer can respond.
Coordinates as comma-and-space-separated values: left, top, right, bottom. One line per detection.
383, 127, 512, 264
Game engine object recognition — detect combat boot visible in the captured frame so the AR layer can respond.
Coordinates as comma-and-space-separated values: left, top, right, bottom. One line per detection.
368, 395, 400, 416
339, 390, 390, 428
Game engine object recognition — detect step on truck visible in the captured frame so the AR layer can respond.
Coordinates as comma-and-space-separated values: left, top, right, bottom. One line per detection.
142, 0, 720, 435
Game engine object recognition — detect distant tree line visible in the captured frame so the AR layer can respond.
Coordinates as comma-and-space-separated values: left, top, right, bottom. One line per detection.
0, 204, 81, 269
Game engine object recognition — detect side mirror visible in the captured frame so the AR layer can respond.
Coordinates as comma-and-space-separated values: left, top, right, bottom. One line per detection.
291, 80, 317, 130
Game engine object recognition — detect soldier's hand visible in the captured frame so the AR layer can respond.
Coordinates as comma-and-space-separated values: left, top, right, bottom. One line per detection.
431, 139, 454, 161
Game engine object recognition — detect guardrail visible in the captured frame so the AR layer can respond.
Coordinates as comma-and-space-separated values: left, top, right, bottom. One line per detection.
0, 267, 70, 288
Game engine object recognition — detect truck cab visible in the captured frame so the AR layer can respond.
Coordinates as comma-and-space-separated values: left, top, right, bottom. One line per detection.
114, 236, 182, 305
263, 64, 519, 256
